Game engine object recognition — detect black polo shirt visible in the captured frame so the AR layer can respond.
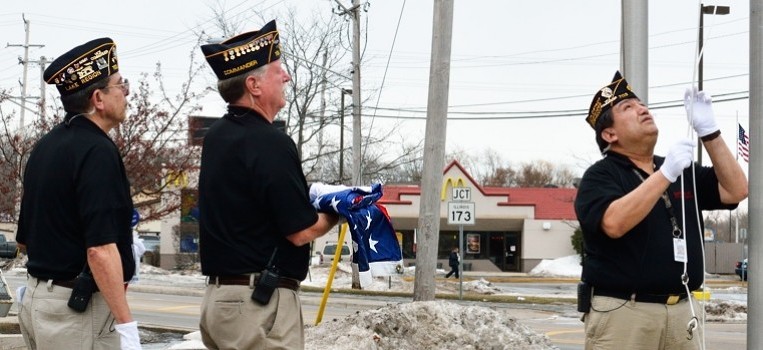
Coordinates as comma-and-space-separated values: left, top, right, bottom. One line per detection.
575, 151, 736, 294
198, 106, 318, 280
16, 114, 135, 281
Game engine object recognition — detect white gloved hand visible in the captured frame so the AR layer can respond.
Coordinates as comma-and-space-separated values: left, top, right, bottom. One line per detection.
660, 138, 696, 183
684, 87, 718, 137
115, 321, 142, 350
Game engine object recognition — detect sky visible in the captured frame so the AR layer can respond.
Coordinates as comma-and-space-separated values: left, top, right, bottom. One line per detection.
0, 0, 752, 177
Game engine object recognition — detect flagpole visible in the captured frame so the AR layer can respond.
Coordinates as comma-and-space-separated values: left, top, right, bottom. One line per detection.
735, 113, 739, 243
736, 113, 740, 162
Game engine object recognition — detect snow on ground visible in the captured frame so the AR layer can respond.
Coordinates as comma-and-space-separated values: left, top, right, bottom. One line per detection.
528, 255, 582, 277
156, 256, 747, 349
5, 255, 747, 349
302, 264, 501, 295
305, 300, 556, 350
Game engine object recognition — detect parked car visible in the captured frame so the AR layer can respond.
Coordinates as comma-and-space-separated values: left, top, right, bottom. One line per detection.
0, 234, 18, 259
735, 259, 748, 281
316, 242, 351, 266
140, 235, 160, 253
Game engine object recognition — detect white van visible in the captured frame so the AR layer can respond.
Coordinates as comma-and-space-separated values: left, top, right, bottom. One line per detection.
316, 241, 352, 265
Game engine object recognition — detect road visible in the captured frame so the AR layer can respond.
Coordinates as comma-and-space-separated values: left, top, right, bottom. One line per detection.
2, 274, 748, 349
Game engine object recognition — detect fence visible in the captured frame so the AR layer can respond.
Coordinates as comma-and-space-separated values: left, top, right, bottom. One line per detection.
704, 242, 745, 274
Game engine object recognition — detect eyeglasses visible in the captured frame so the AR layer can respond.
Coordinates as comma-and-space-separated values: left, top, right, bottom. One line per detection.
102, 79, 129, 94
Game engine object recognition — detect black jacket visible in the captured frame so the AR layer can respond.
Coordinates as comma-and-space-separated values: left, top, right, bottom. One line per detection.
448, 251, 459, 267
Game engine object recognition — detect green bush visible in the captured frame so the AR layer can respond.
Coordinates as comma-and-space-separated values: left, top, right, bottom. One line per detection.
570, 227, 584, 264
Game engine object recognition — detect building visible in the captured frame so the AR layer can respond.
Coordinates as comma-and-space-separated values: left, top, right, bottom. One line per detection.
150, 160, 580, 273
380, 160, 579, 273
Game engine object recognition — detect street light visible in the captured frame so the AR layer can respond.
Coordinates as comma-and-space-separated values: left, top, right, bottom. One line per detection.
697, 3, 730, 166
338, 88, 352, 184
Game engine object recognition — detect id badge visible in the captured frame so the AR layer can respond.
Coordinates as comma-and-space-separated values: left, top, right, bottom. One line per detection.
673, 238, 687, 263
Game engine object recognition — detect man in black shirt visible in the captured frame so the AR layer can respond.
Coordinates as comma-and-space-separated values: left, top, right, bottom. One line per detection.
16, 38, 140, 349
445, 247, 460, 278
575, 72, 747, 349
198, 20, 339, 349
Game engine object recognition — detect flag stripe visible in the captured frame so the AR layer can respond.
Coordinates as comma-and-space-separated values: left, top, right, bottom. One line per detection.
738, 124, 750, 163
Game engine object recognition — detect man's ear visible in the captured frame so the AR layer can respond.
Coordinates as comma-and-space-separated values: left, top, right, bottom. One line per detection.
90, 89, 106, 112
601, 128, 618, 143
246, 76, 261, 97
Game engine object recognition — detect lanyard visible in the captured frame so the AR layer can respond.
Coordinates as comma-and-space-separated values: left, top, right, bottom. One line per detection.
631, 168, 683, 238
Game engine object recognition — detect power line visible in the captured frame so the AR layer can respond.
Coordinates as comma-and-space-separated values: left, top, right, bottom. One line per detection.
355, 93, 749, 120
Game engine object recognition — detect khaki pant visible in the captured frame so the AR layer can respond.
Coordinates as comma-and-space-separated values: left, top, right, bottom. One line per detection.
585, 295, 703, 350
200, 284, 304, 350
18, 276, 119, 350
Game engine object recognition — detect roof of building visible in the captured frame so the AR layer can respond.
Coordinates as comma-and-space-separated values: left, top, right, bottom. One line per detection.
379, 160, 578, 220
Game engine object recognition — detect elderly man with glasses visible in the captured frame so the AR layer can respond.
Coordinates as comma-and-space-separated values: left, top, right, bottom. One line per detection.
16, 37, 140, 350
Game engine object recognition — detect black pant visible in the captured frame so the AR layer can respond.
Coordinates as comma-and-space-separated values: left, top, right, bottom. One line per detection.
445, 265, 459, 278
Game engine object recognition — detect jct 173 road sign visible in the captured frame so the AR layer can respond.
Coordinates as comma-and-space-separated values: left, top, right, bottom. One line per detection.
447, 201, 475, 225
451, 187, 471, 201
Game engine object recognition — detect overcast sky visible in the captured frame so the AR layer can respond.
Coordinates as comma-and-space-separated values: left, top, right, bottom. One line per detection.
0, 0, 752, 176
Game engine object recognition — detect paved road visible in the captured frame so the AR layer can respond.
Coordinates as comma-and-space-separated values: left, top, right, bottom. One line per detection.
2, 274, 748, 349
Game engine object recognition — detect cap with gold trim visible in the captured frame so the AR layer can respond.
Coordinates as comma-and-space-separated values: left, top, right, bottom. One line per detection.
43, 38, 118, 97
201, 20, 281, 80
586, 71, 639, 129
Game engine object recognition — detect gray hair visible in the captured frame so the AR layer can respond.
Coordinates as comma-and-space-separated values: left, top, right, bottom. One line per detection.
216, 65, 269, 103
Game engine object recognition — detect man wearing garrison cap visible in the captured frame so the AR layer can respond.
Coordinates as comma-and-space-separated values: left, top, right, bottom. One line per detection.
16, 38, 141, 350
197, 20, 339, 349
574, 72, 747, 349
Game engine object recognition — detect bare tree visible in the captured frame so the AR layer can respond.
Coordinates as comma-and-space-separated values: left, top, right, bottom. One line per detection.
704, 209, 748, 243
278, 7, 348, 179
116, 53, 208, 221
0, 47, 207, 224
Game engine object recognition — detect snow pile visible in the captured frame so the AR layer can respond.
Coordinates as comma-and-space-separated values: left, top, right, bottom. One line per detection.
305, 300, 557, 350
462, 278, 503, 295
528, 255, 581, 278
303, 264, 504, 295
704, 300, 747, 323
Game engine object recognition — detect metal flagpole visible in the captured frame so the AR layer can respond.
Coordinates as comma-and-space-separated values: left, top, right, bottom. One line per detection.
735, 112, 740, 243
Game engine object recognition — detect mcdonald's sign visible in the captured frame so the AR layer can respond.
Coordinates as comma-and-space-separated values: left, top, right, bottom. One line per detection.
165, 171, 189, 188
440, 177, 466, 201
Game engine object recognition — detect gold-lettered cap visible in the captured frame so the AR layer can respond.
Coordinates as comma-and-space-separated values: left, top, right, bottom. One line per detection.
43, 38, 119, 96
586, 71, 639, 129
200, 20, 281, 80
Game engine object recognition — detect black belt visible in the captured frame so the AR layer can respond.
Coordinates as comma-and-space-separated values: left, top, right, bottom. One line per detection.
208, 274, 300, 291
40, 279, 100, 292
594, 288, 687, 305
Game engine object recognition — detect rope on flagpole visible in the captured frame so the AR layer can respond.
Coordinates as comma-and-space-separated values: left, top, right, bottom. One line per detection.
680, 2, 729, 348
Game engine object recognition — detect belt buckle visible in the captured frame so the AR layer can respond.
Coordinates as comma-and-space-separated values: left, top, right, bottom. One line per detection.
666, 295, 680, 305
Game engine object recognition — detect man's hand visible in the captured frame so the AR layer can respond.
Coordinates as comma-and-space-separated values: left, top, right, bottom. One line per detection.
684, 87, 718, 137
660, 138, 695, 183
115, 321, 141, 350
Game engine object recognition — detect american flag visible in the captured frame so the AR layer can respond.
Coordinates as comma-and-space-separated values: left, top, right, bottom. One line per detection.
738, 124, 749, 163
310, 183, 403, 288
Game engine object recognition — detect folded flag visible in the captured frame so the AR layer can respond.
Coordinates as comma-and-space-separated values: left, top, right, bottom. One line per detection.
310, 183, 403, 288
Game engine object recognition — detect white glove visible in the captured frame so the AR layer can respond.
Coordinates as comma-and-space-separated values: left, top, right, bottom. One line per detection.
15, 286, 25, 304
132, 231, 146, 257
115, 321, 142, 350
660, 138, 695, 183
684, 87, 718, 137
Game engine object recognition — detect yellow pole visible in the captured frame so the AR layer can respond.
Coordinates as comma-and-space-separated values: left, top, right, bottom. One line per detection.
314, 223, 348, 325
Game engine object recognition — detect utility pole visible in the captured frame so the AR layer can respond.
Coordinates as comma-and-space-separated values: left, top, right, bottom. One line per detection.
38, 56, 47, 118
333, 0, 364, 289
350, 0, 362, 187
7, 14, 45, 129
697, 4, 730, 165
413, 0, 454, 302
